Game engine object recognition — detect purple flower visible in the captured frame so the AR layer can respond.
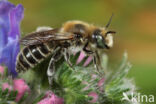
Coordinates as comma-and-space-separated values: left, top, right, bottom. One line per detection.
88, 92, 98, 103
76, 51, 93, 66
2, 82, 12, 92
83, 56, 93, 66
98, 77, 105, 91
0, 0, 24, 76
13, 79, 30, 102
38, 91, 64, 104
76, 51, 86, 65
0, 65, 4, 75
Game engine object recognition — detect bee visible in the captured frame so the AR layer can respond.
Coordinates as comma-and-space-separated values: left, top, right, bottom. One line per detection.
16, 16, 116, 85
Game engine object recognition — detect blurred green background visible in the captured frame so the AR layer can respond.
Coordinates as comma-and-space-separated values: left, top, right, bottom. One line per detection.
11, 0, 156, 100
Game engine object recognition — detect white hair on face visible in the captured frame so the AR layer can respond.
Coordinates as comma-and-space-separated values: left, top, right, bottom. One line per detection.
105, 33, 113, 48
36, 26, 53, 32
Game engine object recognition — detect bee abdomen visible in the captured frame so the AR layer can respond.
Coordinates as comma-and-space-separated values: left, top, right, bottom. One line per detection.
16, 43, 54, 73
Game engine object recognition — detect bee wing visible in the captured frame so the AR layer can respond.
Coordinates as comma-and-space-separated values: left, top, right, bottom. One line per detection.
20, 28, 74, 46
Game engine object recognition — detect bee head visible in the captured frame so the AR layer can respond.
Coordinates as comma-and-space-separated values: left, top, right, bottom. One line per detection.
91, 14, 116, 49
92, 29, 116, 49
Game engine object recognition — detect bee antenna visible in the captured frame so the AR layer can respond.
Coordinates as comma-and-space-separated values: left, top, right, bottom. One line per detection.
105, 13, 114, 28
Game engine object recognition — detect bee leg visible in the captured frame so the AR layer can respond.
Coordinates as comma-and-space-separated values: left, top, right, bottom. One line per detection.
93, 55, 99, 71
47, 58, 55, 86
47, 47, 62, 86
83, 42, 102, 74
95, 51, 102, 69
83, 41, 93, 54
93, 55, 103, 76
63, 49, 72, 67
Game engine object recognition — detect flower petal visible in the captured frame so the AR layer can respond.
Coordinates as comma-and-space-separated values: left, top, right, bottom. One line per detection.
2, 82, 12, 92
88, 92, 98, 103
98, 78, 105, 87
38, 91, 64, 104
0, 65, 4, 75
0, 1, 24, 76
83, 56, 93, 66
8, 4, 24, 39
76, 51, 86, 65
0, 0, 15, 48
0, 38, 19, 75
13, 79, 30, 102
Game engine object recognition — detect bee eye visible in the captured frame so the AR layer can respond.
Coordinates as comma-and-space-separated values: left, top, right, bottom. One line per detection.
92, 29, 109, 49
92, 34, 106, 49
96, 35, 106, 48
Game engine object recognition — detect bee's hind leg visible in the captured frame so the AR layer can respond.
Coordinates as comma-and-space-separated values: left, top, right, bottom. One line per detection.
47, 47, 62, 86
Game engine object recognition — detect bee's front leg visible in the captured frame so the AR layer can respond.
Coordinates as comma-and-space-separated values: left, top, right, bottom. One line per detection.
63, 48, 72, 67
93, 51, 104, 76
83, 42, 100, 72
83, 41, 94, 54
47, 47, 62, 86
93, 55, 100, 72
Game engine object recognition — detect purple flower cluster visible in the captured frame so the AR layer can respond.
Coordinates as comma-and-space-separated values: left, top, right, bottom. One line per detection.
1, 66, 30, 102
76, 51, 93, 66
38, 91, 64, 104
0, 0, 24, 76
2, 78, 30, 102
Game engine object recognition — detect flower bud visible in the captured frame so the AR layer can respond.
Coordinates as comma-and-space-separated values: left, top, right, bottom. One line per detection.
0, 66, 4, 75
38, 91, 64, 104
13, 79, 30, 102
88, 92, 98, 103
2, 83, 12, 92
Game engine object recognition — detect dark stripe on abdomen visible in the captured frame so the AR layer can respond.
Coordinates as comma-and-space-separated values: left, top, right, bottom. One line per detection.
19, 54, 30, 69
38, 44, 49, 55
29, 45, 44, 60
16, 62, 25, 72
23, 47, 37, 65
16, 42, 54, 72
